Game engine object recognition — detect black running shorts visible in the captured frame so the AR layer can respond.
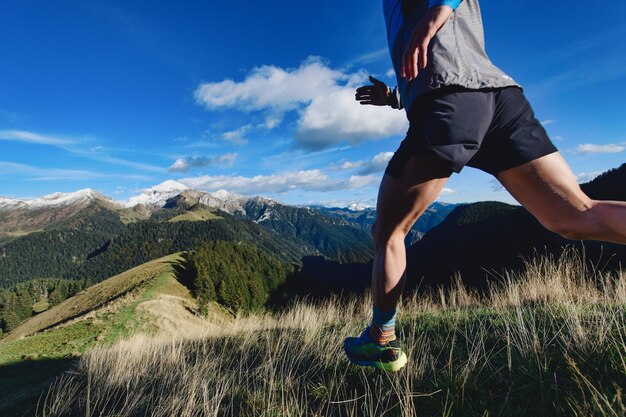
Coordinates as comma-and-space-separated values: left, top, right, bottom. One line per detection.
384, 86, 558, 178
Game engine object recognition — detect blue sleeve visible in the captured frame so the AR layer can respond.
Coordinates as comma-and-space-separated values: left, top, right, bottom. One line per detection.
428, 0, 462, 10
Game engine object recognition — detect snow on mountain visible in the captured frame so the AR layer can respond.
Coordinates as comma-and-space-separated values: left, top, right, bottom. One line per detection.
150, 180, 189, 193
122, 181, 278, 217
348, 202, 373, 212
1, 180, 282, 217
0, 189, 114, 210
124, 180, 190, 208
0, 196, 27, 210
210, 189, 244, 202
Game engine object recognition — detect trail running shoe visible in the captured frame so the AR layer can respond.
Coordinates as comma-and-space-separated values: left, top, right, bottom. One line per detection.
343, 326, 408, 372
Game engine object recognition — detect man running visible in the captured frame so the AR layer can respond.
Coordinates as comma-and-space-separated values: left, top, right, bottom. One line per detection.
343, 0, 626, 372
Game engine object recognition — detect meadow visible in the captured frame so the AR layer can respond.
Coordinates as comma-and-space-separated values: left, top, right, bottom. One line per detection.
38, 251, 625, 417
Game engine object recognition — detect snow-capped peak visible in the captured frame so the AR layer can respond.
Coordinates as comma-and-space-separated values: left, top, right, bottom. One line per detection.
124, 180, 190, 208
0, 189, 109, 210
210, 189, 244, 202
149, 180, 189, 193
348, 202, 373, 211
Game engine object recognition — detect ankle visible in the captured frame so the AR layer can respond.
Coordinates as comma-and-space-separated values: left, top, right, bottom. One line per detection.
369, 305, 397, 345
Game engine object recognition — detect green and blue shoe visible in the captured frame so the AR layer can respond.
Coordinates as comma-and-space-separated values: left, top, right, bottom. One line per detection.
343, 326, 408, 372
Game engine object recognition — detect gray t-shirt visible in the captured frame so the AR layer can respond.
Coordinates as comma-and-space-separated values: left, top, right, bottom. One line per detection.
384, 0, 520, 114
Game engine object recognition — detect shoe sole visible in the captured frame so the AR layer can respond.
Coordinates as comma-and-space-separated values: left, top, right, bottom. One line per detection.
348, 351, 408, 372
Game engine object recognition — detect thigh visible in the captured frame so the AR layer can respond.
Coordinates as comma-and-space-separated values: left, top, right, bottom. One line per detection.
496, 152, 593, 228
376, 152, 452, 238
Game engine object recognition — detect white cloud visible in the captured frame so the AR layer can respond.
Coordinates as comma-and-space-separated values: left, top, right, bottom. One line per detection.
553, 135, 564, 141
94, 155, 165, 173
439, 188, 456, 197
221, 125, 251, 144
0, 161, 151, 182
386, 68, 396, 79
489, 178, 505, 192
0, 129, 166, 173
340, 160, 365, 170
194, 57, 408, 150
294, 88, 407, 150
348, 48, 389, 65
179, 170, 378, 195
339, 152, 394, 175
195, 57, 344, 111
259, 115, 282, 130
0, 161, 98, 180
168, 153, 238, 173
540, 119, 555, 126
575, 143, 625, 154
346, 175, 379, 189
576, 171, 603, 183
0, 130, 77, 146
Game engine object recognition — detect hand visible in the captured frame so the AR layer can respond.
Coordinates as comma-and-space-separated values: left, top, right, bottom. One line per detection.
355, 75, 390, 106
401, 6, 454, 81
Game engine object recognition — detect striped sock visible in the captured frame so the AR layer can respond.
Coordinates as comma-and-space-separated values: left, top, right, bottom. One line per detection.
369, 305, 397, 346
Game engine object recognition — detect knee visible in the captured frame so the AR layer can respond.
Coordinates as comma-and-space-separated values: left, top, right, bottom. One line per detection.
541, 202, 598, 240
372, 220, 410, 248
547, 222, 585, 240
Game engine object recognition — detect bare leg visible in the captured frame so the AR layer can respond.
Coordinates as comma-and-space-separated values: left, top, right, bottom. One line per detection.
372, 153, 452, 311
497, 152, 626, 244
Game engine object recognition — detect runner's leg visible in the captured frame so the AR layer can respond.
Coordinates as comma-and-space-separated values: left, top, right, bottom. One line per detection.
372, 153, 453, 312
497, 152, 626, 244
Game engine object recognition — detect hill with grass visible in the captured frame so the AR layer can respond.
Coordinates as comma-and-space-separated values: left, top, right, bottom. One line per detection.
20, 252, 626, 417
0, 253, 231, 416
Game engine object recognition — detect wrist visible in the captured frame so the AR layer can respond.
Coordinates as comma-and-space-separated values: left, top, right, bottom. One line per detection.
422, 5, 454, 34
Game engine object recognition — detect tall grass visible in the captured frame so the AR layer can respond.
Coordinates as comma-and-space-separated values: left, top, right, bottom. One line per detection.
40, 250, 625, 416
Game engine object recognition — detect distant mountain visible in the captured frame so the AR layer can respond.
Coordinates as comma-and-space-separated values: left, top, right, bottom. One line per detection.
313, 201, 458, 244
0, 188, 113, 210
0, 189, 120, 239
0, 181, 382, 258
405, 163, 626, 288
0, 181, 374, 287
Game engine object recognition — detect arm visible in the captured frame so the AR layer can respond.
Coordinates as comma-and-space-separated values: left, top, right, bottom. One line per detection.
401, 1, 462, 81
355, 76, 404, 110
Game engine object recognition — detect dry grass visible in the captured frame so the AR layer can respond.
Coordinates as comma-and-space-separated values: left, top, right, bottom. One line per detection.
39, 250, 625, 417
168, 208, 222, 223
2, 254, 182, 342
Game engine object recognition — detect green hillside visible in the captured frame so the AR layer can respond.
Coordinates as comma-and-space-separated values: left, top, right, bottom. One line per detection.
0, 201, 373, 291
0, 253, 230, 416
35, 253, 626, 417
168, 206, 222, 222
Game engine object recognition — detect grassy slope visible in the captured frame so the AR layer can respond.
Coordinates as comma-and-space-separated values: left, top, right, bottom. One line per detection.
38, 254, 626, 417
168, 208, 222, 223
3, 253, 182, 343
0, 253, 229, 417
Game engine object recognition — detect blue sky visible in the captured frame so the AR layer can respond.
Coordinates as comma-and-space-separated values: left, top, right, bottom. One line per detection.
1, 0, 625, 206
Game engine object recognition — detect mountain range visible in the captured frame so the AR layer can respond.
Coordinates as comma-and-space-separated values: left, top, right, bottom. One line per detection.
0, 180, 455, 244
0, 180, 456, 289
2, 163, 623, 295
